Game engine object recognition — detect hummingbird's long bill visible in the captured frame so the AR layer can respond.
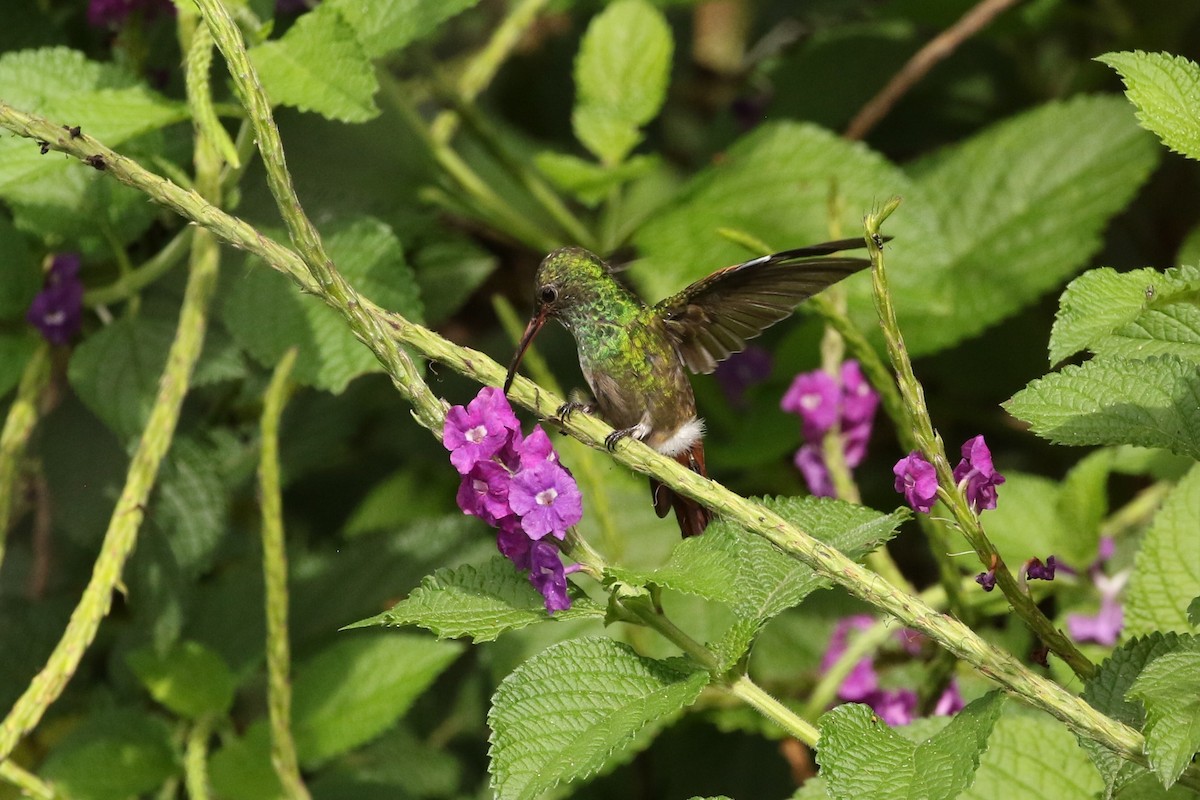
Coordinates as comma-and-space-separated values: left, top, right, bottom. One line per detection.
503, 307, 548, 394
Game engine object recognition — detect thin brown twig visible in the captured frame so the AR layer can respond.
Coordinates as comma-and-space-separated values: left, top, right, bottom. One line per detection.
843, 0, 1022, 141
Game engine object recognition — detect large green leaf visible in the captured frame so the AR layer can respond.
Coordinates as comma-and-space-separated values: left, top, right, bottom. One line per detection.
1050, 265, 1200, 365
292, 634, 461, 767
632, 97, 1157, 358
1098, 51, 1200, 161
1128, 641, 1200, 788
0, 48, 185, 195
1004, 355, 1200, 460
816, 692, 1005, 800
222, 216, 422, 393
958, 709, 1105, 800
488, 637, 708, 800
352, 556, 605, 642
0, 214, 39, 320
572, 0, 673, 165
331, 0, 482, 59
39, 709, 178, 800
1125, 465, 1200, 638
249, 3, 378, 123
127, 640, 236, 720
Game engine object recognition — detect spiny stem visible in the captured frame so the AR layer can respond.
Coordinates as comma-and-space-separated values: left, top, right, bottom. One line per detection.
184, 714, 216, 800
0, 342, 50, 570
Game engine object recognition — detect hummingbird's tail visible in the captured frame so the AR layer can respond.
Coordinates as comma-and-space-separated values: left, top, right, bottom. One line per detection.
649, 442, 711, 538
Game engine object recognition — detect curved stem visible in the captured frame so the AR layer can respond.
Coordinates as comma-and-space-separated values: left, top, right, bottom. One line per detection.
83, 226, 194, 306
184, 714, 216, 800
0, 343, 50, 570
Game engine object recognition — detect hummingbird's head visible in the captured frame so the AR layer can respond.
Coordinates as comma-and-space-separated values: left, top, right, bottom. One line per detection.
504, 248, 610, 394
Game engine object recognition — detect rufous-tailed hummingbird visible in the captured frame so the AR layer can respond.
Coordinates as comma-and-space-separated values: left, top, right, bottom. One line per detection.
503, 239, 874, 537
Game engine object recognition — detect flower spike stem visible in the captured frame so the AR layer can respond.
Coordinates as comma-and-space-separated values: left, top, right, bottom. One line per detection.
0, 342, 50, 570
864, 200, 1095, 681
0, 105, 1173, 779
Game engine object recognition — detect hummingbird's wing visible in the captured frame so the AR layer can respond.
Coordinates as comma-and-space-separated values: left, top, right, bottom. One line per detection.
654, 239, 873, 374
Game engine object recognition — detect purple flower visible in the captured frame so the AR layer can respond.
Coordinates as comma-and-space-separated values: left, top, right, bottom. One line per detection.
443, 387, 520, 474
1067, 570, 1128, 646
781, 370, 840, 440
510, 425, 559, 470
975, 570, 997, 591
952, 435, 1006, 511
496, 517, 532, 570
933, 681, 964, 716
529, 541, 573, 613
795, 444, 834, 498
509, 462, 583, 539
715, 346, 772, 408
27, 254, 84, 346
456, 461, 512, 524
893, 452, 938, 513
840, 361, 879, 428
1025, 556, 1058, 582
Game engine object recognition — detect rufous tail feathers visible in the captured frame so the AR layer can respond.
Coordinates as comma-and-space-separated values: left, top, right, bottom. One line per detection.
649, 441, 711, 537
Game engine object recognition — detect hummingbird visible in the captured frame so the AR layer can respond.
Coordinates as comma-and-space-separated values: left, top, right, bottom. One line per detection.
503, 239, 875, 537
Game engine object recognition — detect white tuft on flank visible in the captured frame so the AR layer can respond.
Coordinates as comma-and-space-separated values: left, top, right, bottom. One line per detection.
655, 417, 705, 456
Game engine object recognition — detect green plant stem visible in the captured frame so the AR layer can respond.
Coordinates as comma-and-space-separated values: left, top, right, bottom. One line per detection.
0, 104, 1167, 780
194, 0, 446, 435
864, 199, 1094, 680
0, 759, 56, 800
184, 714, 216, 800
0, 192, 220, 768
83, 226, 194, 306
0, 343, 50, 569
727, 675, 821, 747
430, 0, 551, 146
258, 348, 310, 800
621, 596, 820, 746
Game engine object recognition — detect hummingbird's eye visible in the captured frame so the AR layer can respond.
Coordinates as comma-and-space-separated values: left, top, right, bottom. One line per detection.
539, 285, 558, 305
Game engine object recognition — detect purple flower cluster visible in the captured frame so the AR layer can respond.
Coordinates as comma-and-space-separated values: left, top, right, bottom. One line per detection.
780, 361, 879, 497
821, 615, 963, 726
27, 254, 84, 346
714, 346, 772, 409
1067, 538, 1126, 646
892, 434, 1006, 514
87, 0, 175, 28
444, 388, 583, 612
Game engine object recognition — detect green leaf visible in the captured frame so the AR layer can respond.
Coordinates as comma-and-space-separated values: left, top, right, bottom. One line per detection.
488, 637, 708, 800
331, 0, 482, 59
68, 304, 239, 440
351, 556, 605, 642
1080, 633, 1190, 793
1004, 355, 1200, 459
292, 634, 461, 767
411, 238, 497, 325
958, 709, 1105, 800
40, 709, 178, 800
632, 97, 1157, 358
1098, 51, 1200, 161
900, 95, 1159, 355
0, 48, 186, 196
249, 3, 379, 123
209, 722, 284, 800
535, 151, 659, 206
612, 497, 905, 623
572, 0, 673, 165
153, 437, 230, 576
816, 692, 1005, 800
1128, 643, 1200, 787
0, 214, 39, 320
223, 216, 422, 393
127, 640, 236, 719
1125, 464, 1200, 637
1050, 265, 1200, 365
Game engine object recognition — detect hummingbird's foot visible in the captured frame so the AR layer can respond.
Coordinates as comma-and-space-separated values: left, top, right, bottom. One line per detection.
556, 400, 594, 421
604, 422, 648, 451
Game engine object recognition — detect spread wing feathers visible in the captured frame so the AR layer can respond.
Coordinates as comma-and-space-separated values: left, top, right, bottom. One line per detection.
655, 242, 872, 374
